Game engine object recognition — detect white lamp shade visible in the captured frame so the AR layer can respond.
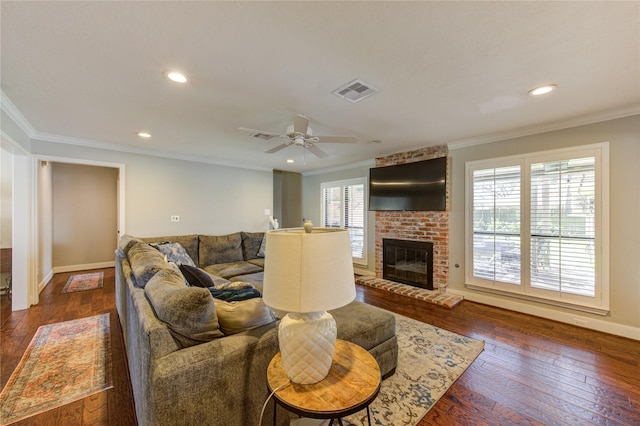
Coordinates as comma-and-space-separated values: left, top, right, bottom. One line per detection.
262, 227, 356, 313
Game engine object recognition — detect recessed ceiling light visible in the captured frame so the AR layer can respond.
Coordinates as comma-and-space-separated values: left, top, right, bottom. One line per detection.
529, 84, 557, 96
286, 159, 295, 163
137, 132, 152, 138
165, 71, 188, 83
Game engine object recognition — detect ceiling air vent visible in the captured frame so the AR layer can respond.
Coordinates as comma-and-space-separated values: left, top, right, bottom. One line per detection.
332, 79, 378, 103
251, 132, 277, 140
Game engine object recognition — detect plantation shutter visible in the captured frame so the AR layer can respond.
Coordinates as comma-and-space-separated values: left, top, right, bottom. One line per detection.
472, 165, 521, 284
345, 183, 365, 259
530, 157, 596, 296
321, 178, 367, 263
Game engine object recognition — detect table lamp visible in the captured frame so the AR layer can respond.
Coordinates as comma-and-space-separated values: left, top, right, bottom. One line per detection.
262, 223, 356, 384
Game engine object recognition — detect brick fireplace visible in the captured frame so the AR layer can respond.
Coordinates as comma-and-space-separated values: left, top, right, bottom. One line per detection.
374, 145, 449, 290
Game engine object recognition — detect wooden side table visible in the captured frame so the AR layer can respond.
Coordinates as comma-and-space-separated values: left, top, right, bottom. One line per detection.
267, 339, 381, 426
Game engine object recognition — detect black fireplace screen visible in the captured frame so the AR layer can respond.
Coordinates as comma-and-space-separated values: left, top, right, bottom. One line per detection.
383, 239, 434, 290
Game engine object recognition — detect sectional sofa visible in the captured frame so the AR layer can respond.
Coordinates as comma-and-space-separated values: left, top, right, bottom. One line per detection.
115, 231, 398, 426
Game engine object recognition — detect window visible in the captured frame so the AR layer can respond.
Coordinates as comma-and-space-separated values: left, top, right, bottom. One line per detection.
465, 143, 609, 313
321, 178, 367, 265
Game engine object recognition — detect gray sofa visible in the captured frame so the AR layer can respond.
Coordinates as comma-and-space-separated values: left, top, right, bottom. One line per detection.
115, 232, 398, 426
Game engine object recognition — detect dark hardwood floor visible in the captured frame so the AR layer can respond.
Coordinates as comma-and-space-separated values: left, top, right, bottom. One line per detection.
1, 268, 136, 426
2, 269, 639, 425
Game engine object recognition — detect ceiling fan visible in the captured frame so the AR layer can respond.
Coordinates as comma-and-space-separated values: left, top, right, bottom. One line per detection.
239, 114, 357, 158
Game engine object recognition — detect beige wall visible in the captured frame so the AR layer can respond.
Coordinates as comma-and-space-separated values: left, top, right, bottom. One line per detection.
449, 115, 640, 330
52, 162, 118, 268
31, 141, 274, 237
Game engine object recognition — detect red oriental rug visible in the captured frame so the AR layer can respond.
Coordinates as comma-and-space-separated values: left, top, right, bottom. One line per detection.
0, 314, 112, 424
61, 271, 104, 294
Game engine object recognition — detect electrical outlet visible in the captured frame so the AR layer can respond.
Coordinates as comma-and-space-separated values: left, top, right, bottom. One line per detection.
264, 209, 271, 216
170, 215, 180, 223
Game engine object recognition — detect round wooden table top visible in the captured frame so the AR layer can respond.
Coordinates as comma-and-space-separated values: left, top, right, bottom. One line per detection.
267, 339, 381, 419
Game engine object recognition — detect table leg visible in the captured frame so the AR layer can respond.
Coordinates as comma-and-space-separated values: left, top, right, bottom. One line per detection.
366, 407, 371, 426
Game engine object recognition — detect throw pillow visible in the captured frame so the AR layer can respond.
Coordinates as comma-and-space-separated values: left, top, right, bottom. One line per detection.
257, 233, 267, 258
145, 269, 223, 347
150, 242, 197, 267
179, 264, 215, 288
213, 298, 276, 335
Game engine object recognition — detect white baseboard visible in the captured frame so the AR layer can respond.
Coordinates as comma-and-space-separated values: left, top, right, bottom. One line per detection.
52, 261, 115, 274
454, 288, 640, 341
39, 269, 55, 293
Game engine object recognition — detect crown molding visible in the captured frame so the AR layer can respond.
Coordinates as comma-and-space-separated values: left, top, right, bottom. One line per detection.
448, 104, 640, 151
1, 90, 37, 138
31, 131, 273, 172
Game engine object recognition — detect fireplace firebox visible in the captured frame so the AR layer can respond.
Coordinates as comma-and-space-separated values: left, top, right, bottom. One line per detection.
383, 238, 434, 290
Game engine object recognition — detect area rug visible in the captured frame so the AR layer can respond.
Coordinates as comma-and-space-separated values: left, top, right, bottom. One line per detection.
356, 275, 464, 308
343, 313, 484, 426
0, 314, 112, 425
61, 271, 104, 294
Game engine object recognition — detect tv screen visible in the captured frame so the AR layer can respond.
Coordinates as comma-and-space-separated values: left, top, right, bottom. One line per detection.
369, 157, 447, 211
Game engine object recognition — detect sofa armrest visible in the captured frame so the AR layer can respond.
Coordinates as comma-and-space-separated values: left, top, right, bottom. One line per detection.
149, 324, 282, 426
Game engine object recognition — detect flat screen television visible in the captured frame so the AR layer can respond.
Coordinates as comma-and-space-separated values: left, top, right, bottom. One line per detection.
369, 157, 447, 211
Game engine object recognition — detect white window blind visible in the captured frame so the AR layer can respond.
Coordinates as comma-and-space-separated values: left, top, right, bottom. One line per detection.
321, 178, 367, 265
465, 144, 609, 313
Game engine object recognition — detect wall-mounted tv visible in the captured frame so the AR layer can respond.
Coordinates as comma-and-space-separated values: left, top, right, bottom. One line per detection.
369, 157, 447, 211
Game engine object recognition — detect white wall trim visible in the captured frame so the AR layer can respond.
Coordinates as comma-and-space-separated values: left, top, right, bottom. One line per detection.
448, 105, 640, 151
38, 269, 55, 293
1, 90, 37, 138
452, 288, 640, 341
52, 261, 115, 274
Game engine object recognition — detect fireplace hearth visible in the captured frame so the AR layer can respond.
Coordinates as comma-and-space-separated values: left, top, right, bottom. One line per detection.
383, 238, 434, 290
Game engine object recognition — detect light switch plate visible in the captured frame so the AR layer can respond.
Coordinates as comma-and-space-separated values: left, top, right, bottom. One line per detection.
170, 215, 180, 222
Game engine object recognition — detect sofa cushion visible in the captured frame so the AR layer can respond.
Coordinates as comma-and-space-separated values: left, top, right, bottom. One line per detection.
241, 232, 265, 260
142, 235, 200, 267
128, 242, 171, 288
203, 261, 262, 279
145, 268, 224, 347
230, 272, 264, 293
150, 242, 197, 267
213, 297, 276, 335
246, 258, 265, 268
199, 233, 244, 266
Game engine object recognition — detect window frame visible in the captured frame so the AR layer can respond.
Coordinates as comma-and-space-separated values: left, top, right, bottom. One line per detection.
320, 177, 368, 266
464, 143, 610, 314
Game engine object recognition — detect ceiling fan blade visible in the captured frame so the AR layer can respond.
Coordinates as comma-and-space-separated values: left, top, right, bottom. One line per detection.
315, 135, 358, 144
293, 114, 310, 136
306, 144, 329, 158
265, 143, 291, 154
238, 127, 288, 139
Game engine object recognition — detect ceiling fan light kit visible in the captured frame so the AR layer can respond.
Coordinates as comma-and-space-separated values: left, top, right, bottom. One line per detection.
239, 114, 357, 159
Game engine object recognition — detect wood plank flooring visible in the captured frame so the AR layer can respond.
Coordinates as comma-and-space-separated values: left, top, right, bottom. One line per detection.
1, 268, 136, 426
2, 268, 639, 425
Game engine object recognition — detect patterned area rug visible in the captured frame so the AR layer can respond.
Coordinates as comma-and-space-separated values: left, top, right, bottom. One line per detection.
343, 313, 484, 426
356, 275, 464, 308
0, 314, 112, 424
61, 271, 104, 294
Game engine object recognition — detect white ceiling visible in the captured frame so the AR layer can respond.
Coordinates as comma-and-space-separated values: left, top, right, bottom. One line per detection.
2, 1, 639, 173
